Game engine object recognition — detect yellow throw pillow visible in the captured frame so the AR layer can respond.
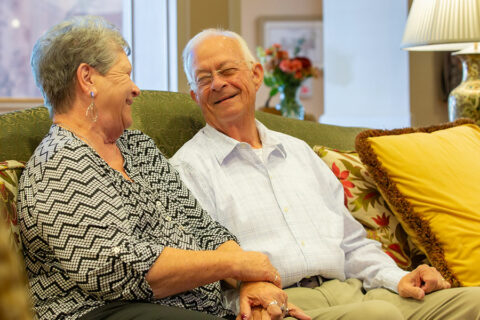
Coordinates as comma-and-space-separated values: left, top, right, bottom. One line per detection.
313, 146, 428, 270
356, 119, 480, 287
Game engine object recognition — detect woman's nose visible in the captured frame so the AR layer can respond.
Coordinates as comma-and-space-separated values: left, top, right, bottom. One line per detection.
132, 81, 140, 97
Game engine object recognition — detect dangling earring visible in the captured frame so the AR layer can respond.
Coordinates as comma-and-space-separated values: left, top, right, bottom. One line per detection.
85, 91, 98, 122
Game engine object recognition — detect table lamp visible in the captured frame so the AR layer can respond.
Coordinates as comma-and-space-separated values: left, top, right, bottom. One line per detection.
401, 0, 480, 124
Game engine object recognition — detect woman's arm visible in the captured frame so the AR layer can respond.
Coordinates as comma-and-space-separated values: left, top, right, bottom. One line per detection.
145, 240, 279, 298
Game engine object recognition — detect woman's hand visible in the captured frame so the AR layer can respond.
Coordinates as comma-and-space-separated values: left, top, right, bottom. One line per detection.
236, 282, 311, 320
217, 242, 281, 287
233, 251, 282, 287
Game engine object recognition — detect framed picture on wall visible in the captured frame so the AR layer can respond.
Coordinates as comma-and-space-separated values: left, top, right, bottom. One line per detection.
257, 16, 323, 98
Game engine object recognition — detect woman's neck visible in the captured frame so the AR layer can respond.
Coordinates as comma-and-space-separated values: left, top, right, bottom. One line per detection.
53, 113, 131, 181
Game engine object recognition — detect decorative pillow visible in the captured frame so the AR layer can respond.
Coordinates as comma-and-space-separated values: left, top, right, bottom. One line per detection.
0, 160, 26, 253
313, 146, 428, 271
356, 119, 480, 287
0, 217, 33, 320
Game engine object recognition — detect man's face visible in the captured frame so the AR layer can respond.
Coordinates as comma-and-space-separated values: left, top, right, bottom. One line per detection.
189, 36, 263, 128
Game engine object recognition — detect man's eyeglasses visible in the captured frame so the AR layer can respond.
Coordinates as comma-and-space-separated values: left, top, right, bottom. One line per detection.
191, 60, 253, 89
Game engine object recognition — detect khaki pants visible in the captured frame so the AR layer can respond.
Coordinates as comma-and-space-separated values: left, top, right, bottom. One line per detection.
286, 279, 480, 320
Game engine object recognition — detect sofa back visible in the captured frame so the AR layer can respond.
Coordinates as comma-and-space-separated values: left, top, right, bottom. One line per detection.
0, 90, 365, 162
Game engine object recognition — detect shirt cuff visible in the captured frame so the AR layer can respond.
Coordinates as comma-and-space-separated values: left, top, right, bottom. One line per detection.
376, 267, 409, 293
222, 288, 240, 315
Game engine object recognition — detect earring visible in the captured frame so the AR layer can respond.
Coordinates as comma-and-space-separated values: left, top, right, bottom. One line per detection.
85, 91, 98, 122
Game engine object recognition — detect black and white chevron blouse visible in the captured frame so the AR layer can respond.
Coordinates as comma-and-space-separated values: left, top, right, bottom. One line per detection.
18, 125, 237, 320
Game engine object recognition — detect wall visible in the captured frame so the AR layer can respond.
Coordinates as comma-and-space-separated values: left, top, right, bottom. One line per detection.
403, 0, 448, 127
3, 0, 449, 126
176, 0, 240, 95
409, 52, 448, 126
240, 0, 323, 121
322, 0, 410, 129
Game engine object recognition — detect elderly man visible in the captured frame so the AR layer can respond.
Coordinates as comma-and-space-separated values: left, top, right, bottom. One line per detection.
171, 28, 480, 320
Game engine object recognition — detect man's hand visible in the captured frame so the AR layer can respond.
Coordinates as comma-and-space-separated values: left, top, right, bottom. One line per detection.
236, 282, 311, 320
398, 264, 451, 300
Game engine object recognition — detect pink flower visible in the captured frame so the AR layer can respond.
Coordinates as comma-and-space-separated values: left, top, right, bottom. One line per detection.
277, 50, 289, 59
290, 59, 303, 71
279, 59, 292, 72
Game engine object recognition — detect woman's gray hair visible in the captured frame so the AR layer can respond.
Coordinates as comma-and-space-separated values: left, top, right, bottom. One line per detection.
183, 28, 256, 91
31, 15, 130, 115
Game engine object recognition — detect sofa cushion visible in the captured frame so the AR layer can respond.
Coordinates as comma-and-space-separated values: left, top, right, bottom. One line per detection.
0, 160, 25, 253
313, 146, 428, 271
356, 119, 480, 287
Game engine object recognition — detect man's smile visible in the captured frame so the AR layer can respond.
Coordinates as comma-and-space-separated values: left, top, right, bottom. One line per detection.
214, 93, 238, 104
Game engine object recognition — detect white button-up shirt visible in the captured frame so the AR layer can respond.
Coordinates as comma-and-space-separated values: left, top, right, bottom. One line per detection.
171, 121, 407, 292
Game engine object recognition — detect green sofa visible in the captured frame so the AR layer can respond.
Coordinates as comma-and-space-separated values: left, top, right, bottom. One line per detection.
0, 90, 367, 319
0, 90, 364, 162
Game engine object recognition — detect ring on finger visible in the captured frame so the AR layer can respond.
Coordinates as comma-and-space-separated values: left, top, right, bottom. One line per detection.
268, 300, 278, 307
274, 274, 278, 282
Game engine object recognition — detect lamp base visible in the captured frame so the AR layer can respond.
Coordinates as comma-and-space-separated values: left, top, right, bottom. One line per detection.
448, 54, 480, 124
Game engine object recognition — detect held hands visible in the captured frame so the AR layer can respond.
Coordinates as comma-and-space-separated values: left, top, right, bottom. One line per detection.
236, 281, 311, 320
398, 264, 451, 300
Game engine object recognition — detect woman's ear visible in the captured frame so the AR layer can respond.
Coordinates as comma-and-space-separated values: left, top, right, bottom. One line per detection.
76, 63, 95, 95
252, 62, 264, 92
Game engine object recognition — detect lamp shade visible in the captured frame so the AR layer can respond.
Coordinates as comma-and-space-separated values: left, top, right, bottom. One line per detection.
402, 0, 480, 51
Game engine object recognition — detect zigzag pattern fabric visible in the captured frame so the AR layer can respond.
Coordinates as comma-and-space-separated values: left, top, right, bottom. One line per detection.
18, 125, 236, 320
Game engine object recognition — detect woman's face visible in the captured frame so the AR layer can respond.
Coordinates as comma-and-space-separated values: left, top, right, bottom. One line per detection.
93, 51, 140, 140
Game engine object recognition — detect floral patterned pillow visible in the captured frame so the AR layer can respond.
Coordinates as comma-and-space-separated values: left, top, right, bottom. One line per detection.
313, 146, 428, 270
0, 160, 26, 253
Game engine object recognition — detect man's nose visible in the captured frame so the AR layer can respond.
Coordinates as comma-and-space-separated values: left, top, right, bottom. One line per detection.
210, 73, 228, 91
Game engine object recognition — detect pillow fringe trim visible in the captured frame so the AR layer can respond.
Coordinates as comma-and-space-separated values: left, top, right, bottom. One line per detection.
354, 118, 475, 287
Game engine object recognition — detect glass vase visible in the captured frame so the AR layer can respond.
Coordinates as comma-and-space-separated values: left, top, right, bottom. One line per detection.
276, 84, 304, 120
448, 54, 480, 125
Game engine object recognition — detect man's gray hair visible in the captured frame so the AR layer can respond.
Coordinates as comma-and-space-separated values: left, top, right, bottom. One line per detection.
31, 15, 131, 115
183, 28, 256, 91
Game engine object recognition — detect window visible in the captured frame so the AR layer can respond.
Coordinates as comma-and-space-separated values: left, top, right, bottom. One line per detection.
0, 0, 177, 113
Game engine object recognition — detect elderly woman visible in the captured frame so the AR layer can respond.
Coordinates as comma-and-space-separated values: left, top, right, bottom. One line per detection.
18, 16, 285, 320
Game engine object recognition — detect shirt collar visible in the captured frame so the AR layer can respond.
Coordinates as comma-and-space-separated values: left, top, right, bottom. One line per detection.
203, 119, 287, 165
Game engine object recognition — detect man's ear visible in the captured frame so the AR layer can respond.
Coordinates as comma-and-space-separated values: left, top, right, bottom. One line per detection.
252, 62, 264, 92
76, 63, 96, 95
190, 89, 199, 104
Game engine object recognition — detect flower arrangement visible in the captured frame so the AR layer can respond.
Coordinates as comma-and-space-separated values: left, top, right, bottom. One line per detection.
257, 41, 320, 119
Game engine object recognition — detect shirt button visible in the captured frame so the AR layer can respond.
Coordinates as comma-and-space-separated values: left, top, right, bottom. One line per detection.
284, 207, 288, 213
112, 247, 120, 254
156, 201, 163, 209
301, 241, 305, 247
165, 216, 172, 222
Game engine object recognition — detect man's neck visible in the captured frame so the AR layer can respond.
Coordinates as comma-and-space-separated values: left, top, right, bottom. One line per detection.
209, 118, 262, 149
